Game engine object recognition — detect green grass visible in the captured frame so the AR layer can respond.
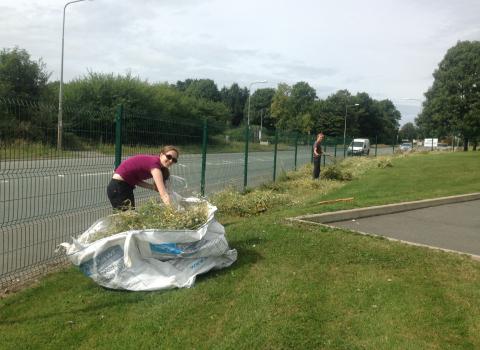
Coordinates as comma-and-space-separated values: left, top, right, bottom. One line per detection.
313, 152, 480, 212
0, 139, 295, 160
0, 140, 76, 160
1, 152, 480, 349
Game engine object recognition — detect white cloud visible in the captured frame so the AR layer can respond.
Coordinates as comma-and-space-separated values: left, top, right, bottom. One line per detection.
1, 0, 479, 125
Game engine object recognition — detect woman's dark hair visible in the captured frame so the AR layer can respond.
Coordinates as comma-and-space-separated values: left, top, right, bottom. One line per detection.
160, 145, 180, 157
160, 166, 170, 182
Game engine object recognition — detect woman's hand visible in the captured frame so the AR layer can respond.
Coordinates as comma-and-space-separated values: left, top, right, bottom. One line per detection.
151, 168, 171, 205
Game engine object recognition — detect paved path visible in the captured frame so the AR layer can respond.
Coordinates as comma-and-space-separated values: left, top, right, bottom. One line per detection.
328, 199, 480, 257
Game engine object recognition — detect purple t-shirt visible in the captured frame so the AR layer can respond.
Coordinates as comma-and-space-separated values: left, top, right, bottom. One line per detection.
115, 155, 162, 187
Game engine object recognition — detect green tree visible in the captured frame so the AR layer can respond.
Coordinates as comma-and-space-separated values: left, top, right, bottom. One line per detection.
184, 79, 221, 102
399, 122, 418, 141
314, 90, 358, 137
288, 82, 317, 133
290, 81, 317, 115
310, 90, 401, 144
60, 73, 229, 145
0, 47, 52, 142
310, 99, 344, 136
416, 40, 480, 150
174, 79, 194, 92
220, 83, 249, 126
270, 82, 317, 133
355, 92, 383, 139
0, 47, 50, 99
270, 83, 293, 130
247, 88, 276, 129
373, 99, 401, 143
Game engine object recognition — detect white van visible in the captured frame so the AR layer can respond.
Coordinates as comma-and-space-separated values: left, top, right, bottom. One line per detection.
347, 138, 370, 156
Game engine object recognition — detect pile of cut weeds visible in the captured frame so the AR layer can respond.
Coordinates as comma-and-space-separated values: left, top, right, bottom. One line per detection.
86, 200, 209, 242
210, 156, 395, 216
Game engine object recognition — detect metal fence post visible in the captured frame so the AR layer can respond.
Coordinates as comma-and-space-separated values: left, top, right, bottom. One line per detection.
294, 132, 298, 171
334, 143, 337, 159
200, 118, 208, 196
114, 104, 123, 169
243, 123, 249, 191
273, 128, 279, 181
375, 135, 378, 157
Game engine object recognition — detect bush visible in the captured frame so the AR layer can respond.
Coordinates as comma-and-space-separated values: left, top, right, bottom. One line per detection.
376, 158, 393, 168
322, 164, 353, 181
210, 188, 291, 217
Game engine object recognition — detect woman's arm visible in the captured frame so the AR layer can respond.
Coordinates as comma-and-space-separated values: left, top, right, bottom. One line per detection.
151, 168, 171, 205
136, 181, 156, 191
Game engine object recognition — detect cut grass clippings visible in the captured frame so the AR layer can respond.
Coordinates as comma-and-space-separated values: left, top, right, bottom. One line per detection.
1, 151, 480, 349
84, 200, 209, 243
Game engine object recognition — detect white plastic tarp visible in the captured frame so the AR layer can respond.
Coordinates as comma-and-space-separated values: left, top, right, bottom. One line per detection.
60, 199, 237, 291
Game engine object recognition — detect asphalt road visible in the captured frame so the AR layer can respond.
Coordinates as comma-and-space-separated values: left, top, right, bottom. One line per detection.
328, 199, 480, 257
0, 146, 393, 277
0, 147, 315, 276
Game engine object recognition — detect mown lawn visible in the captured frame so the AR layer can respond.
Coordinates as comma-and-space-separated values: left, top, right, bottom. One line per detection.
1, 151, 480, 349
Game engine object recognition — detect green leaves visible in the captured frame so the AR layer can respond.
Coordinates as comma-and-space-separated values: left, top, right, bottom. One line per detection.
417, 41, 480, 144
0, 47, 50, 99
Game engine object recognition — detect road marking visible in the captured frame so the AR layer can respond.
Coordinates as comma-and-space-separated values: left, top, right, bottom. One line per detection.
80, 171, 112, 177
206, 161, 234, 166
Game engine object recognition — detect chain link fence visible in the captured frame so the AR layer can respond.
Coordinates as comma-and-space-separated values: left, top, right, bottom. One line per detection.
1, 99, 400, 290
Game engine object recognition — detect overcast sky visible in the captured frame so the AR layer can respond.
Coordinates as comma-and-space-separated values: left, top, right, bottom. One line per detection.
1, 0, 479, 125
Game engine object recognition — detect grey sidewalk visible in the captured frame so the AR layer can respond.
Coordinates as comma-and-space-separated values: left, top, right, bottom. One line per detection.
329, 199, 480, 257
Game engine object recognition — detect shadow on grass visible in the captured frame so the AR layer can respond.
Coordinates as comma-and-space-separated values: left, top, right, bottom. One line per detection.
0, 288, 150, 325
0, 238, 264, 325
194, 237, 264, 284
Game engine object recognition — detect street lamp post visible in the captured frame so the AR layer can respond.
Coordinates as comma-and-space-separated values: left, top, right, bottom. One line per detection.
244, 80, 267, 190
343, 103, 359, 157
58, 0, 92, 150
259, 109, 264, 142
247, 80, 267, 126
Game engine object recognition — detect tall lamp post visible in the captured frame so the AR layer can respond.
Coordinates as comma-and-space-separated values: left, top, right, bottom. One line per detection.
247, 80, 267, 126
343, 103, 359, 157
244, 80, 267, 190
58, 0, 93, 150
259, 109, 264, 142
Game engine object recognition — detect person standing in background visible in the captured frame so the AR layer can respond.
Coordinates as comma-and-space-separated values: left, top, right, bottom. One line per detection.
312, 132, 324, 179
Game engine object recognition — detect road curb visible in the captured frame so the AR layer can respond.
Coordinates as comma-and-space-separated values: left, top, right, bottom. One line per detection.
289, 192, 480, 224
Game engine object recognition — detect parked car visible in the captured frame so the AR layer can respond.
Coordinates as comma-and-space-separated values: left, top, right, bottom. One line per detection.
347, 138, 370, 156
437, 143, 450, 151
400, 142, 412, 152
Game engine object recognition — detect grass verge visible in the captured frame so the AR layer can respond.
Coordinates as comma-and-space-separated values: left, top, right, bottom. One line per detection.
1, 152, 480, 349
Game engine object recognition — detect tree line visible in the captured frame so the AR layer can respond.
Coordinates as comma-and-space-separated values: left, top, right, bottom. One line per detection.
3, 43, 478, 148
397, 41, 480, 150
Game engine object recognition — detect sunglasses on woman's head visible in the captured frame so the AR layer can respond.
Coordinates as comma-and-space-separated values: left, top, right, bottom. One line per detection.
165, 154, 178, 163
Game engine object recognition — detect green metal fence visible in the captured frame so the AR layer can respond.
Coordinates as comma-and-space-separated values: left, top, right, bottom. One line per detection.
0, 99, 397, 289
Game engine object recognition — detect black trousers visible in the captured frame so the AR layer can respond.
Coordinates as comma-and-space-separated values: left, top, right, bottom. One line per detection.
107, 179, 135, 210
313, 156, 321, 179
